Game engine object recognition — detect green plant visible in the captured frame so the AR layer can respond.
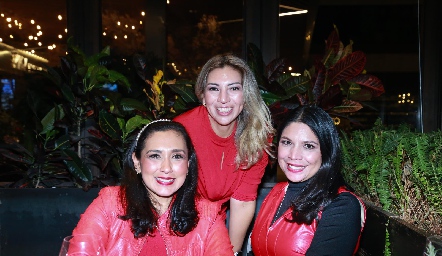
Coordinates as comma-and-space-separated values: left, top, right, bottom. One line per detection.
384, 221, 391, 256
341, 120, 442, 235
247, 25, 385, 129
132, 54, 200, 118
164, 25, 385, 130
425, 240, 440, 256
0, 39, 152, 189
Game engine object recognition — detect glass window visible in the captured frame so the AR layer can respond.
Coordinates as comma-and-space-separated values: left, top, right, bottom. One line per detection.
0, 0, 67, 68
166, 0, 243, 80
280, 1, 420, 131
101, 0, 146, 57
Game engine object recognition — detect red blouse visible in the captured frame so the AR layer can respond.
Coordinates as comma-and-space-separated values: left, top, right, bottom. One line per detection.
251, 183, 365, 256
174, 106, 268, 209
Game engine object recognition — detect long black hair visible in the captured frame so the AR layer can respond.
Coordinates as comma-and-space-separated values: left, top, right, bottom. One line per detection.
119, 120, 199, 237
277, 105, 346, 224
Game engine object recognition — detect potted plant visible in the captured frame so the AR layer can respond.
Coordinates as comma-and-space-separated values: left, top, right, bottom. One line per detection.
341, 120, 442, 255
0, 40, 172, 255
0, 38, 155, 189
246, 25, 385, 131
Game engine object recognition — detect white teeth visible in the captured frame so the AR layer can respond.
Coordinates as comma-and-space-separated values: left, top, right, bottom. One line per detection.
217, 107, 232, 113
288, 164, 304, 170
156, 178, 174, 183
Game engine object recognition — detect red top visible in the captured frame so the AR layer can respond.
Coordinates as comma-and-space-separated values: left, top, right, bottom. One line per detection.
139, 229, 167, 256
73, 186, 233, 256
251, 182, 366, 256
174, 106, 268, 208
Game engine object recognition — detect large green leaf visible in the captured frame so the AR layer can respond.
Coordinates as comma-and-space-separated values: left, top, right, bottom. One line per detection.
260, 90, 283, 105
172, 97, 190, 114
108, 70, 131, 90
167, 83, 199, 103
40, 104, 65, 135
62, 149, 93, 182
84, 46, 111, 67
120, 98, 149, 111
126, 116, 151, 135
99, 110, 121, 140
282, 75, 310, 98
54, 134, 72, 150
100, 90, 122, 107
86, 65, 109, 90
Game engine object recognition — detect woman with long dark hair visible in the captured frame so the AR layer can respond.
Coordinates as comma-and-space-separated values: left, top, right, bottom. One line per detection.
71, 120, 233, 255
251, 105, 366, 255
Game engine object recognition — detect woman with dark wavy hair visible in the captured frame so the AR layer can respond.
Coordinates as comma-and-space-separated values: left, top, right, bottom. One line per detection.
71, 120, 233, 255
251, 105, 366, 256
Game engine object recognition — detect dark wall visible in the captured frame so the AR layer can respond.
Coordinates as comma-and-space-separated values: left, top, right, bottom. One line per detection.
0, 188, 99, 256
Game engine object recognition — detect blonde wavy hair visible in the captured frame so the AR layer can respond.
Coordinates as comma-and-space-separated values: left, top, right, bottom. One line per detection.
195, 54, 275, 169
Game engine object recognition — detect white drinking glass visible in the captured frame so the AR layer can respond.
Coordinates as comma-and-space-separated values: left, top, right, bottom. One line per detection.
59, 234, 105, 256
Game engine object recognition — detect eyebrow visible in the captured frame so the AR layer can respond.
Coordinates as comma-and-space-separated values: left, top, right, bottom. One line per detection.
207, 82, 242, 86
280, 136, 319, 145
145, 149, 187, 154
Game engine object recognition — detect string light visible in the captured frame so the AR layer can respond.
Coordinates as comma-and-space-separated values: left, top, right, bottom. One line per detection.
398, 93, 414, 104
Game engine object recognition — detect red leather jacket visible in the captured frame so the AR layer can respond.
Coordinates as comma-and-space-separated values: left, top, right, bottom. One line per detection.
72, 186, 233, 256
251, 182, 365, 256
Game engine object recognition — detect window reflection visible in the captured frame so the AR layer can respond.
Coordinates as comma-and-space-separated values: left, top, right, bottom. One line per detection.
0, 0, 66, 67
1, 79, 15, 110
0, 0, 424, 131
280, 2, 420, 130
101, 0, 146, 57
166, 0, 243, 80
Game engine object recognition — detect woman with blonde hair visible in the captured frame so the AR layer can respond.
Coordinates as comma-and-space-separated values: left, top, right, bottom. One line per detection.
175, 54, 274, 254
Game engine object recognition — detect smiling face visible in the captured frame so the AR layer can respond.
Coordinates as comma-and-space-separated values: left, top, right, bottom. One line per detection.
132, 130, 189, 207
202, 66, 244, 138
278, 122, 322, 183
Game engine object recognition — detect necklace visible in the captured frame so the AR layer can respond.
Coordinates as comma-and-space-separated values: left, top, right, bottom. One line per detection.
275, 194, 286, 217
272, 189, 288, 225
